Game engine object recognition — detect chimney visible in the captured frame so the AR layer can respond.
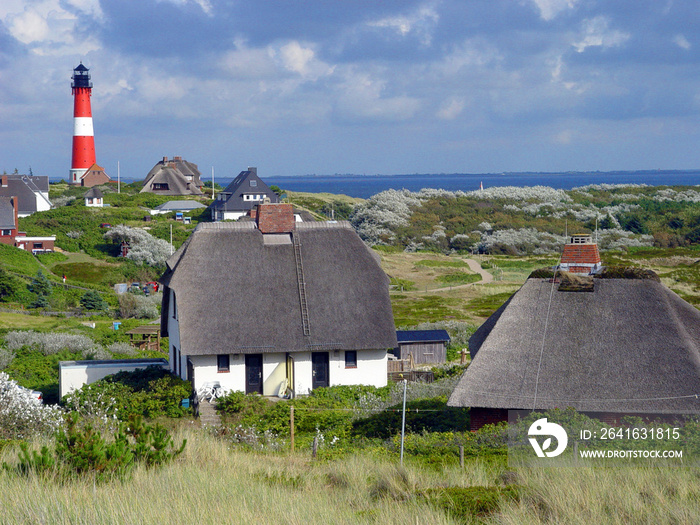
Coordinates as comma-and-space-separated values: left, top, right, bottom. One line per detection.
256, 203, 294, 234
162, 156, 168, 164
11, 196, 18, 231
248, 167, 257, 175
174, 156, 182, 161
1, 175, 7, 187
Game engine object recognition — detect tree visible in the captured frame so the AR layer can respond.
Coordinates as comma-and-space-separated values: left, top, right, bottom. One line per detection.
80, 290, 109, 311
29, 270, 52, 297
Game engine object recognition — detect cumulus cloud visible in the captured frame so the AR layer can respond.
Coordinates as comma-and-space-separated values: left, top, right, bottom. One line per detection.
572, 16, 630, 53
273, 41, 335, 79
2, 0, 101, 55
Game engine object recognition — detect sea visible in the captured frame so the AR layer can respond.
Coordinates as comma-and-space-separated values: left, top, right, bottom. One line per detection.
52, 170, 700, 199
263, 171, 700, 199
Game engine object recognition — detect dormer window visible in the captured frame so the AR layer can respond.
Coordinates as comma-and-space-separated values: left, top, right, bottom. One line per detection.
153, 183, 169, 191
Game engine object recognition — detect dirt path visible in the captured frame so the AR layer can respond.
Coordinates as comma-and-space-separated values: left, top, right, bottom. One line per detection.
463, 258, 493, 284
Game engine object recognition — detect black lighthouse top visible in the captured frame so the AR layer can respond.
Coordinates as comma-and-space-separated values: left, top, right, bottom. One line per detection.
71, 63, 92, 89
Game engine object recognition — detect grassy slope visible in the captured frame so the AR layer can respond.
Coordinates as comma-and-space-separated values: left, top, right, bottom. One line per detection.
1, 429, 698, 525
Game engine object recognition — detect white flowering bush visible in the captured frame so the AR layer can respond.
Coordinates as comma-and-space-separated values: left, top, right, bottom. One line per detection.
0, 347, 15, 369
61, 383, 121, 431
4, 330, 99, 356
104, 225, 172, 266
3, 331, 132, 360
477, 228, 566, 255
0, 372, 63, 439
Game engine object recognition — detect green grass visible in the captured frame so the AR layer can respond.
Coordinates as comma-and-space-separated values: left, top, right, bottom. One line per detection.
392, 295, 470, 326
467, 292, 514, 318
0, 243, 45, 276
435, 273, 481, 285
415, 259, 472, 269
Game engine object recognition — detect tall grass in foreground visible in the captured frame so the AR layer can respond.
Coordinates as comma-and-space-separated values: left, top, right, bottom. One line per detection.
2, 427, 699, 524
497, 466, 700, 524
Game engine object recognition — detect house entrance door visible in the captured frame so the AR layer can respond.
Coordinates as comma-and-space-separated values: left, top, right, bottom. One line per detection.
245, 354, 263, 394
311, 352, 329, 390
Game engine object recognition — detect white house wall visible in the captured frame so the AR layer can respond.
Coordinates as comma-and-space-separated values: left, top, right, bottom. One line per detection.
185, 349, 388, 397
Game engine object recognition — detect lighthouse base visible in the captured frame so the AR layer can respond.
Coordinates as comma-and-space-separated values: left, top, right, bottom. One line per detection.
69, 169, 87, 185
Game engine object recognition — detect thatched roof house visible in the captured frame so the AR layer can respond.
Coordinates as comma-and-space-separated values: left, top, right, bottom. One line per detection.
140, 156, 204, 195
448, 272, 700, 429
160, 202, 397, 396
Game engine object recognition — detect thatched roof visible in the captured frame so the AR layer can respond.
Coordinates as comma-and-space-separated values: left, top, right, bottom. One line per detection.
448, 277, 700, 415
140, 157, 204, 195
159, 221, 397, 355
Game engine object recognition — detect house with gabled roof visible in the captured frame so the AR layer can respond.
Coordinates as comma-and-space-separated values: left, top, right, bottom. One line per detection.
140, 156, 204, 196
0, 175, 51, 217
448, 270, 700, 430
0, 196, 19, 245
84, 187, 104, 207
78, 163, 111, 187
209, 167, 280, 221
159, 202, 397, 397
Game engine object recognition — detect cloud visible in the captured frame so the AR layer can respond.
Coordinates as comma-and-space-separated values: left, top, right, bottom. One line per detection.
436, 98, 465, 120
2, 0, 101, 55
273, 41, 335, 79
155, 0, 213, 16
334, 70, 421, 122
674, 34, 691, 50
528, 0, 578, 21
572, 16, 630, 53
366, 4, 439, 46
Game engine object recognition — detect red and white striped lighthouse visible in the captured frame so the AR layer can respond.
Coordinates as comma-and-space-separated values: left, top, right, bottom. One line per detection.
70, 63, 96, 184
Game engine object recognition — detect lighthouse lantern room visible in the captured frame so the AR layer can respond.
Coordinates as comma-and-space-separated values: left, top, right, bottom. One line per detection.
70, 63, 96, 184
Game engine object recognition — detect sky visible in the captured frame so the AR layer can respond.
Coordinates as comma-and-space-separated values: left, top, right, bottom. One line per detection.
2, 0, 700, 181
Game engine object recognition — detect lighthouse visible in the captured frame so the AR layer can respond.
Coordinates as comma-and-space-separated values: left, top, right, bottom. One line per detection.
70, 63, 96, 184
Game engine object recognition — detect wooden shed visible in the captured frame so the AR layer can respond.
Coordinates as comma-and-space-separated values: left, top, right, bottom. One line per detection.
393, 330, 451, 365
125, 325, 161, 352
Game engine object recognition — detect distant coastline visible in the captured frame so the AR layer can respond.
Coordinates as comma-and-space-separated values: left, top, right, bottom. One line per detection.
50, 169, 700, 199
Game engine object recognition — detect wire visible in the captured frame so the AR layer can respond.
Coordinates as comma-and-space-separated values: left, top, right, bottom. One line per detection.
532, 256, 562, 410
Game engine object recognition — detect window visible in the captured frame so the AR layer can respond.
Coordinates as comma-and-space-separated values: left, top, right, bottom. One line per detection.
217, 354, 230, 373
250, 180, 257, 187
152, 183, 169, 191
33, 243, 43, 249
345, 350, 357, 368
1, 229, 11, 236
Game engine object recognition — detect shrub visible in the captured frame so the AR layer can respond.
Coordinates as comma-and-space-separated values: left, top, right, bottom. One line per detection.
423, 486, 520, 521
64, 367, 192, 420
0, 268, 22, 302
80, 290, 109, 311
118, 293, 159, 319
0, 372, 63, 440
103, 225, 172, 266
5, 413, 186, 482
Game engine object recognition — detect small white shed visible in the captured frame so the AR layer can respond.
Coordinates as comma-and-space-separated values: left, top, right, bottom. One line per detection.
59, 358, 168, 399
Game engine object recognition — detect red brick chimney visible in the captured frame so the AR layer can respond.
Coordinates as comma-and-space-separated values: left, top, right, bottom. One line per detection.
1, 175, 7, 187
256, 202, 295, 234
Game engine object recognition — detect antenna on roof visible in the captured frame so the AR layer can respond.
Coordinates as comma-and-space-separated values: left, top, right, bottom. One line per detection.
117, 161, 120, 194
595, 217, 598, 244
211, 166, 215, 199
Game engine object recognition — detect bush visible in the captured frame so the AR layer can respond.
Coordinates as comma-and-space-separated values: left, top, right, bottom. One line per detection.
118, 293, 160, 319
80, 290, 109, 312
64, 366, 192, 420
0, 372, 63, 440
5, 413, 186, 482
423, 486, 520, 521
